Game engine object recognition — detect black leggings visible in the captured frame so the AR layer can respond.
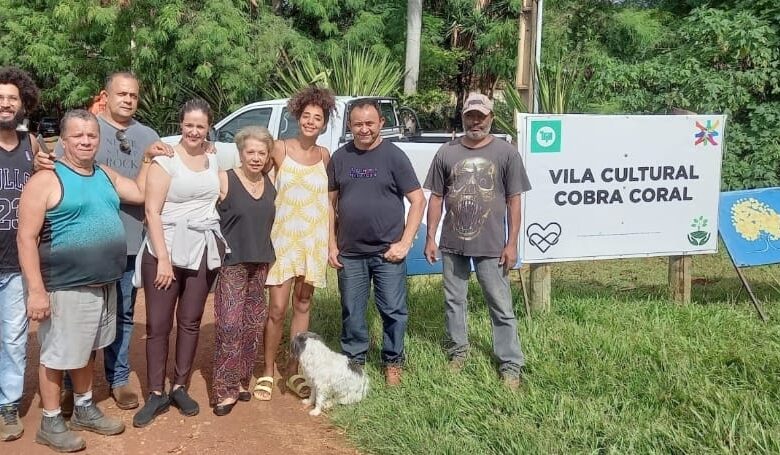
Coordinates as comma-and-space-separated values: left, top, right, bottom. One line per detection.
141, 248, 218, 392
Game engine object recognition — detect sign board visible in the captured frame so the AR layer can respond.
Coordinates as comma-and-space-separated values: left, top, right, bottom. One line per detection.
719, 188, 780, 267
520, 114, 725, 263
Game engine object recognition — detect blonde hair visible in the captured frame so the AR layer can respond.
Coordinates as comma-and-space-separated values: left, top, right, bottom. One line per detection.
235, 125, 274, 153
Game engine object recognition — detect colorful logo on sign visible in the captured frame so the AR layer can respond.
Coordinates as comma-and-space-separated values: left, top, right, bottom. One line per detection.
694, 119, 720, 146
530, 120, 562, 153
687, 216, 711, 246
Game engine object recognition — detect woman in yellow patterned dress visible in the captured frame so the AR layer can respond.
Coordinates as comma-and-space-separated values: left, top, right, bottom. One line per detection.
254, 87, 336, 401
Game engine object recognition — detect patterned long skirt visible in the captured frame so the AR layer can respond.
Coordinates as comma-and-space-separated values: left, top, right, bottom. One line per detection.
212, 262, 269, 402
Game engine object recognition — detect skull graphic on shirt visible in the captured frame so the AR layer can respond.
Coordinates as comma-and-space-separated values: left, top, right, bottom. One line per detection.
447, 157, 496, 240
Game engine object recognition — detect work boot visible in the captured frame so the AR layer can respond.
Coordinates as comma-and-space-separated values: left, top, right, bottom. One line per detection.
384, 365, 403, 386
60, 390, 74, 418
110, 385, 139, 410
133, 392, 170, 428
35, 414, 86, 452
69, 402, 125, 435
0, 404, 23, 441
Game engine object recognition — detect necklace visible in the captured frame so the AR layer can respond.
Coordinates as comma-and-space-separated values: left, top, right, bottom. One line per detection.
237, 168, 263, 194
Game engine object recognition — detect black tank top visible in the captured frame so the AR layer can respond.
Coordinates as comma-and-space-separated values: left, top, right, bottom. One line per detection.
0, 132, 33, 273
218, 170, 276, 266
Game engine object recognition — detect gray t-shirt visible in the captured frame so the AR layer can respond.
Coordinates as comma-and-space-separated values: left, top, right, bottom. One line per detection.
327, 140, 420, 256
56, 115, 159, 254
424, 136, 531, 257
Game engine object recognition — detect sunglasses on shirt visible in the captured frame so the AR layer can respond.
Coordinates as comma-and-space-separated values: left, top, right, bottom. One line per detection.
116, 130, 131, 154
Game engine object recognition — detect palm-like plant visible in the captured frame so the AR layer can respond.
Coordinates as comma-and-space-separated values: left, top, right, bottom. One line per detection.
494, 60, 581, 139
269, 48, 404, 98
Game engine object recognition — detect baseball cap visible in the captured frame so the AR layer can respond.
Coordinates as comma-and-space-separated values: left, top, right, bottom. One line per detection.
463, 93, 493, 115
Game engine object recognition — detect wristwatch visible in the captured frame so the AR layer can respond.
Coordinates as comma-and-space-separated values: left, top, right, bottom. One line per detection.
142, 156, 153, 164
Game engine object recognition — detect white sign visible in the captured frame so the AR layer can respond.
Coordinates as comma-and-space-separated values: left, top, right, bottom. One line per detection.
519, 114, 725, 263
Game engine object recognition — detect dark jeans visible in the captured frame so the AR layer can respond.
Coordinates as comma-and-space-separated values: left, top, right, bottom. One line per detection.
337, 253, 408, 366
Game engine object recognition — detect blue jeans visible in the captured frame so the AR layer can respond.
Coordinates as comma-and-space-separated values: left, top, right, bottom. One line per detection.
64, 256, 136, 390
0, 272, 28, 406
104, 256, 137, 387
338, 254, 408, 366
442, 253, 524, 376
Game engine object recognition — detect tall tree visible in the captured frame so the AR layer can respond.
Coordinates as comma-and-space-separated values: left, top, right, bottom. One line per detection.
404, 0, 422, 94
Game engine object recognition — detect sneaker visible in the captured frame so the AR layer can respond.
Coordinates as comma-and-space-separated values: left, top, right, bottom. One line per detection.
69, 402, 125, 435
0, 404, 23, 441
384, 365, 403, 386
169, 387, 199, 416
110, 385, 139, 410
133, 393, 170, 428
35, 414, 86, 452
60, 390, 74, 419
448, 356, 467, 374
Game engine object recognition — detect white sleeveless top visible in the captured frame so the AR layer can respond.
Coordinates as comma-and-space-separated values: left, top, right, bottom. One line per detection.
146, 152, 224, 270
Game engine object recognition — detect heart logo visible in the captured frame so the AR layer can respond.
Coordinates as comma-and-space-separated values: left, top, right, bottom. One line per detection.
526, 222, 562, 253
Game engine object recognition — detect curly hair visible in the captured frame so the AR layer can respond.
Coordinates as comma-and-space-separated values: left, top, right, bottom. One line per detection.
287, 86, 336, 123
0, 66, 40, 112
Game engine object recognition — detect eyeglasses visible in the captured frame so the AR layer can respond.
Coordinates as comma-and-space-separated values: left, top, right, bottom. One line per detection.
116, 130, 131, 154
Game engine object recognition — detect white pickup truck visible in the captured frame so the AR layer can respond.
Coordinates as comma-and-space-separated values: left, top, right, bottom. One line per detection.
163, 96, 462, 274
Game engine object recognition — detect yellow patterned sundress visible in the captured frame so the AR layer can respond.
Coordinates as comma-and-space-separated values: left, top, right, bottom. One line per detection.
266, 153, 329, 288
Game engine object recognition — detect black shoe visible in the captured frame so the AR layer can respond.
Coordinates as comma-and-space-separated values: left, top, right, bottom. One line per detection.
169, 387, 199, 417
213, 401, 236, 417
132, 393, 170, 428
237, 391, 251, 402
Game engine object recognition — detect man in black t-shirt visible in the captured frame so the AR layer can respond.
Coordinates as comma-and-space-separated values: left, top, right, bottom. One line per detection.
326, 99, 425, 386
0, 66, 43, 442
423, 93, 532, 390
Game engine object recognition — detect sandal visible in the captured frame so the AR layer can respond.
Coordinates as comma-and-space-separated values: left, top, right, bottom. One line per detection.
253, 376, 274, 401
286, 374, 311, 399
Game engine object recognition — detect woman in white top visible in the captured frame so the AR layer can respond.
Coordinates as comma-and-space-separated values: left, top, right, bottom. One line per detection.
133, 99, 225, 428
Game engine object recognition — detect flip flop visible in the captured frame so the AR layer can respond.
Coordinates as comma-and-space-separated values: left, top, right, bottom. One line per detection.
286, 374, 311, 399
253, 376, 274, 401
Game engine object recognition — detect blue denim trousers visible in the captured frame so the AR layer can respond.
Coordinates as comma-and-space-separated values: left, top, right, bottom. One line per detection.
442, 253, 524, 376
0, 272, 28, 406
104, 255, 138, 387
337, 254, 408, 366
65, 256, 136, 390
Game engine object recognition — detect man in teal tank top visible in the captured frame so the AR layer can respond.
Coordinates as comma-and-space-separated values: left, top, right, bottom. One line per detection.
17, 110, 162, 453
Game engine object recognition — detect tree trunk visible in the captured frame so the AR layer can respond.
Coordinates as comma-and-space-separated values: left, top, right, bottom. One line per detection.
404, 0, 422, 95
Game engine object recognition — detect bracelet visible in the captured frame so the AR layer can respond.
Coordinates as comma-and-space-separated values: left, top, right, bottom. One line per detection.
142, 156, 153, 164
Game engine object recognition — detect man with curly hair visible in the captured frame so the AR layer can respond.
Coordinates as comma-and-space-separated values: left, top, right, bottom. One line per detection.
0, 66, 45, 442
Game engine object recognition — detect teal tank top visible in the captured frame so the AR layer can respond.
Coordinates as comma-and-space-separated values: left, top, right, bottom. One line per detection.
38, 161, 126, 291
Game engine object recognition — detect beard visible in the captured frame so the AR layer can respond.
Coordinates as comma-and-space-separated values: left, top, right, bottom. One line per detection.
0, 110, 24, 131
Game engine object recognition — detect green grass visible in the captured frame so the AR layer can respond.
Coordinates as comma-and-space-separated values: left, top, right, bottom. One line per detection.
307, 251, 780, 454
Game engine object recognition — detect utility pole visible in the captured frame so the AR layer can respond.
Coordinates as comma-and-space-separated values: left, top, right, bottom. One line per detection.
516, 0, 551, 314
404, 0, 422, 95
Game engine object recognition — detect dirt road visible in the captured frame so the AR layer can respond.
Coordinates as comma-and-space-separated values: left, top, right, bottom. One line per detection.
6, 292, 358, 455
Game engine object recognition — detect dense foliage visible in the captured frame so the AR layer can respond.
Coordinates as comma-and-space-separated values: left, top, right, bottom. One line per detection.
0, 0, 777, 188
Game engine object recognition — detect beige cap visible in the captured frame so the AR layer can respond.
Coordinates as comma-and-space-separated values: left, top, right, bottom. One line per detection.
463, 93, 493, 115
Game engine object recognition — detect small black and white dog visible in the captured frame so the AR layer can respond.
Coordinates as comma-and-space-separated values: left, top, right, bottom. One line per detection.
291, 332, 369, 416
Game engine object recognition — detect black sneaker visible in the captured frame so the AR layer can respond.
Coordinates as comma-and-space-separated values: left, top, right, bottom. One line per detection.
169, 387, 199, 416
132, 393, 170, 428
35, 414, 85, 452
69, 402, 125, 435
